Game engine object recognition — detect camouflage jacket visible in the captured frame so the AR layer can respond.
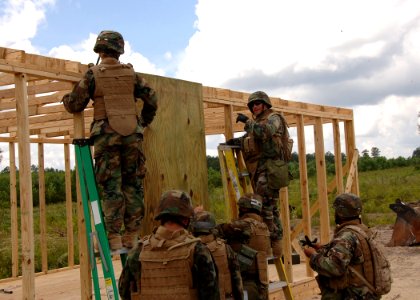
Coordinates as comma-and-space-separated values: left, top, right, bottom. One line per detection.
243, 109, 285, 162
62, 57, 158, 136
118, 226, 220, 300
309, 220, 380, 299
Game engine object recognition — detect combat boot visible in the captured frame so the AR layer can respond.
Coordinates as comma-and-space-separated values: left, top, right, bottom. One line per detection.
108, 233, 122, 251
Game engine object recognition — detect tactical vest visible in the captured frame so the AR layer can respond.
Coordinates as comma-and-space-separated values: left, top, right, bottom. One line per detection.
241, 214, 270, 285
200, 234, 233, 300
328, 222, 373, 290
91, 59, 138, 136
243, 109, 290, 177
138, 227, 200, 300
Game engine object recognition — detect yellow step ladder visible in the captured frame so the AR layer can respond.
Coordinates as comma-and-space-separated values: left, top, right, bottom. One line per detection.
218, 144, 294, 300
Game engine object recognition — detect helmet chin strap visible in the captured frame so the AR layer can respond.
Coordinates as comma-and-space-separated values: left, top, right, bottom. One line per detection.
96, 55, 100, 65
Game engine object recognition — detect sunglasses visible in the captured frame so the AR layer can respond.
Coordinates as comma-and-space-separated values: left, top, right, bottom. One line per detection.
252, 101, 264, 107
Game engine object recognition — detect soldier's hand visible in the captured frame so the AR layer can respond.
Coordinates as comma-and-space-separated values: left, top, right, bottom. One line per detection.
236, 113, 249, 124
304, 247, 317, 258
226, 138, 241, 146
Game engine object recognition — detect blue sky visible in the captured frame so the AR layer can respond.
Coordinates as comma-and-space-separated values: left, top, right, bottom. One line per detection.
0, 0, 420, 170
32, 0, 197, 72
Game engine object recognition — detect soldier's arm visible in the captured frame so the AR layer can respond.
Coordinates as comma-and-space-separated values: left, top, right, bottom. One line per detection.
118, 245, 142, 300
226, 244, 244, 300
309, 231, 359, 277
62, 69, 94, 113
134, 74, 158, 127
192, 242, 220, 300
215, 222, 250, 243
244, 114, 283, 139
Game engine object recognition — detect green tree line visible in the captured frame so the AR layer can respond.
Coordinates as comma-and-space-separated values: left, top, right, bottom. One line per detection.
0, 146, 418, 207
207, 146, 420, 191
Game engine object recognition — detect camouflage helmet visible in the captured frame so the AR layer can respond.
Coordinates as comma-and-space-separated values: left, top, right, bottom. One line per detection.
93, 30, 125, 54
247, 91, 272, 112
154, 190, 194, 220
190, 210, 216, 234
333, 193, 362, 218
238, 193, 263, 213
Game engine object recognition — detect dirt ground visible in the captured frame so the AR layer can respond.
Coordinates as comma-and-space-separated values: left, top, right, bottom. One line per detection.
305, 225, 420, 300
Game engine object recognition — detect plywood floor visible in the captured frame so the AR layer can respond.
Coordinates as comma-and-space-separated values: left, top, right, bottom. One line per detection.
0, 259, 319, 299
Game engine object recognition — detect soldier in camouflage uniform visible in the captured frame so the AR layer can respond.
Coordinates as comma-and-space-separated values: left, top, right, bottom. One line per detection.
227, 91, 292, 258
62, 30, 158, 250
118, 190, 220, 300
304, 193, 381, 300
190, 210, 244, 300
216, 194, 270, 300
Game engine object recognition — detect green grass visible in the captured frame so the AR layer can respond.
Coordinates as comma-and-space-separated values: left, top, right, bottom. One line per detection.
0, 202, 79, 279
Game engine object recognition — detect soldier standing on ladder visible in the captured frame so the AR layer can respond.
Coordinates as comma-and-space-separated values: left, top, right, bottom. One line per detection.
226, 91, 293, 258
62, 30, 158, 251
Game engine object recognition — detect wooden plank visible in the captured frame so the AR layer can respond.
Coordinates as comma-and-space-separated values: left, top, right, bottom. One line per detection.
15, 73, 35, 299
38, 143, 48, 273
280, 187, 293, 281
333, 119, 344, 194
345, 150, 359, 193
64, 143, 74, 267
218, 147, 235, 220
0, 59, 83, 82
9, 142, 19, 278
0, 81, 72, 99
314, 117, 330, 244
140, 74, 209, 235
224, 104, 234, 140
296, 114, 313, 277
344, 120, 359, 195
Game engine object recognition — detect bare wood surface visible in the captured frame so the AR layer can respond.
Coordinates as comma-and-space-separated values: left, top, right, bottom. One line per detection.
333, 119, 344, 194
140, 74, 209, 235
280, 188, 293, 281
296, 114, 314, 277
15, 72, 35, 299
314, 117, 330, 244
0, 260, 317, 300
64, 143, 74, 267
9, 142, 19, 278
38, 143, 48, 272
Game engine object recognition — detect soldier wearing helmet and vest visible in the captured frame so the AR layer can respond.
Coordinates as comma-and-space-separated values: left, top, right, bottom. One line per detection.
62, 30, 158, 250
304, 193, 383, 300
226, 91, 293, 258
191, 210, 244, 300
216, 193, 270, 300
118, 190, 220, 300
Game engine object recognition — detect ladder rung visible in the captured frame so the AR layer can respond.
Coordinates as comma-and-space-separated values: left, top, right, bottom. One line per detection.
238, 171, 250, 177
94, 247, 130, 257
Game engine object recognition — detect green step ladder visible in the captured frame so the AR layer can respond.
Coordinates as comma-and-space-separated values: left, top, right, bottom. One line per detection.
74, 139, 126, 300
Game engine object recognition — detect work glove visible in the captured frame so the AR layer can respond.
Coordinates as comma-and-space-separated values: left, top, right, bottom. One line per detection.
226, 138, 241, 146
236, 113, 249, 123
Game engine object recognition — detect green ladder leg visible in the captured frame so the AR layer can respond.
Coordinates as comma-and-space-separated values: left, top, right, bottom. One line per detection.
74, 139, 119, 300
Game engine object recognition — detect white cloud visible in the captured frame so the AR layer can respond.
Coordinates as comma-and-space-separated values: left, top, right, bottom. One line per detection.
48, 33, 165, 76
0, 0, 55, 53
178, 0, 420, 158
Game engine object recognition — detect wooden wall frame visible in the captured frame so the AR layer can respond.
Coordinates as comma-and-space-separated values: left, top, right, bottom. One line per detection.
0, 46, 359, 299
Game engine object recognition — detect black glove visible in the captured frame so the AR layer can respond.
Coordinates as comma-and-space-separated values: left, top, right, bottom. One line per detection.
299, 235, 318, 247
236, 113, 249, 123
226, 138, 241, 146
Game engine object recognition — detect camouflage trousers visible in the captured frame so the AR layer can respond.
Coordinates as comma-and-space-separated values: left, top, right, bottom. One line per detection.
254, 170, 283, 241
93, 132, 146, 235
